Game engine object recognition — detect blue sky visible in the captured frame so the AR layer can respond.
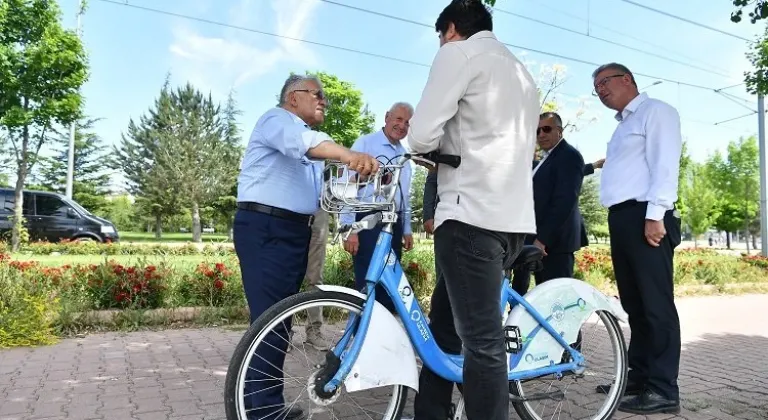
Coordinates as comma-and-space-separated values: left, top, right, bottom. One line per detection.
54, 0, 764, 192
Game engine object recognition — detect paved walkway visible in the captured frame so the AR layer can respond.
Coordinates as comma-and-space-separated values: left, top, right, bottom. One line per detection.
1, 294, 767, 420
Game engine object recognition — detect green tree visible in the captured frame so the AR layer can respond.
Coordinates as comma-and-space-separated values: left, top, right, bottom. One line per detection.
743, 25, 768, 95
731, 0, 768, 23
34, 117, 112, 213
114, 78, 186, 238
307, 71, 376, 147
705, 136, 760, 249
409, 166, 428, 232
675, 140, 693, 219
152, 83, 242, 243
579, 176, 609, 243
681, 163, 719, 246
0, 0, 89, 251
201, 90, 243, 241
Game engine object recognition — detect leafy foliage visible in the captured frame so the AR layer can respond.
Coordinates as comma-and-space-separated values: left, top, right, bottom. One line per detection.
680, 163, 719, 244
307, 71, 376, 147
0, 0, 89, 251
33, 117, 113, 213
731, 0, 768, 23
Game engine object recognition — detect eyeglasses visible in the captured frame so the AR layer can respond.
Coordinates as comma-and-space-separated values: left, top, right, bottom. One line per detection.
293, 89, 327, 102
592, 74, 625, 96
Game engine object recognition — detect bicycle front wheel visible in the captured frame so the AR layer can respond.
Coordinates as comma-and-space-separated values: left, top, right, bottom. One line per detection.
224, 289, 409, 420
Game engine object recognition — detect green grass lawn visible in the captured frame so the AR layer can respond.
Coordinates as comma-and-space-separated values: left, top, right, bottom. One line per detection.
119, 231, 230, 243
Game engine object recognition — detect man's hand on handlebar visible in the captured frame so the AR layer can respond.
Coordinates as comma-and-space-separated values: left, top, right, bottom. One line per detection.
343, 151, 380, 176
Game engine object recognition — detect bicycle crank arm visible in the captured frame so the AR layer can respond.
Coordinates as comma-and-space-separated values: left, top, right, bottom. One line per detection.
509, 390, 565, 403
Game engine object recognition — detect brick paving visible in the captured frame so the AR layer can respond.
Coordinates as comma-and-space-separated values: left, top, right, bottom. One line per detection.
1, 294, 767, 420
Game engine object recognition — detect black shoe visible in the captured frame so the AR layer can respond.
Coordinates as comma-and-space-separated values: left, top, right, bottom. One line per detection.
595, 378, 643, 395
618, 388, 680, 415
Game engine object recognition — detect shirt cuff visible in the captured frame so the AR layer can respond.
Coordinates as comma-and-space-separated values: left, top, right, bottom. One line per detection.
645, 203, 668, 221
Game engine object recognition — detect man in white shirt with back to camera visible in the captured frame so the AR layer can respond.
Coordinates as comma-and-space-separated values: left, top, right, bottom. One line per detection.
592, 62, 683, 415
407, 1, 539, 419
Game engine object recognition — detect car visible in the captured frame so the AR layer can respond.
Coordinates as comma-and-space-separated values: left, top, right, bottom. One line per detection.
0, 188, 119, 243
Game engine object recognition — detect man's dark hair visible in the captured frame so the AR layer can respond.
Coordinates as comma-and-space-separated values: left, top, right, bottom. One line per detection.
592, 62, 638, 88
435, 0, 493, 38
540, 112, 563, 127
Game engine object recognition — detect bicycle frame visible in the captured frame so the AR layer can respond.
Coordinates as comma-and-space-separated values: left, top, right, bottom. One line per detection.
321, 216, 585, 394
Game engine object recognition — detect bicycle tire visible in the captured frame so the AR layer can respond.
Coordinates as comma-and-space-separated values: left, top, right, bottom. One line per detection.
509, 310, 628, 420
224, 289, 410, 420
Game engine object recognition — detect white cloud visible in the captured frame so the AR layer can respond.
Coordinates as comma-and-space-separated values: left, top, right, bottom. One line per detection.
167, 0, 320, 98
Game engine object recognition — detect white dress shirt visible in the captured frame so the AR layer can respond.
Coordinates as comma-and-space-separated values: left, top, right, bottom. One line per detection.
599, 93, 682, 220
407, 30, 539, 234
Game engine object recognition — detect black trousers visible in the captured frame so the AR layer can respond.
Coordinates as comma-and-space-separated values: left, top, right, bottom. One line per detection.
608, 200, 682, 401
413, 220, 525, 420
232, 209, 311, 419
511, 251, 575, 296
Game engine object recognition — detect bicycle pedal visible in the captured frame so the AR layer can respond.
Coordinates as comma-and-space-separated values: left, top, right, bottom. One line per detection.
504, 325, 522, 354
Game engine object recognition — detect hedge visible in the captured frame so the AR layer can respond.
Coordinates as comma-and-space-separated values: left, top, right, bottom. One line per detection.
1, 245, 767, 348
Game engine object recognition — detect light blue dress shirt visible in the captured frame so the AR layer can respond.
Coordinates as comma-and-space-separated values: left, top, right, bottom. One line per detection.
340, 130, 413, 234
237, 107, 331, 215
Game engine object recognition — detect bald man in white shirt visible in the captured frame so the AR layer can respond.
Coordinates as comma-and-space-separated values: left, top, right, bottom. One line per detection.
592, 62, 683, 415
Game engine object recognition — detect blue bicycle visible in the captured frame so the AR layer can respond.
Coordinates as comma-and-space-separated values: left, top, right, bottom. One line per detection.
225, 153, 629, 420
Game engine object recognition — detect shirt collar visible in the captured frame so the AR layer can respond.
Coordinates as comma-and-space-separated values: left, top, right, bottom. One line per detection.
541, 138, 564, 158
279, 107, 311, 127
615, 92, 648, 122
468, 30, 496, 41
377, 129, 402, 149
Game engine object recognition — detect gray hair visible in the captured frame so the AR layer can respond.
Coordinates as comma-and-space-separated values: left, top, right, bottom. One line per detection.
388, 101, 414, 115
278, 74, 323, 106
540, 112, 563, 127
592, 62, 637, 87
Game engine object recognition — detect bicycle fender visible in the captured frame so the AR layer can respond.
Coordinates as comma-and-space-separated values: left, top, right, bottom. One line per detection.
505, 278, 628, 372
316, 285, 420, 393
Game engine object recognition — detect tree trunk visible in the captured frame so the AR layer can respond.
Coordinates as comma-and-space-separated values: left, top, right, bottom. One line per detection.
726, 232, 732, 249
11, 125, 30, 252
154, 215, 162, 239
192, 202, 202, 243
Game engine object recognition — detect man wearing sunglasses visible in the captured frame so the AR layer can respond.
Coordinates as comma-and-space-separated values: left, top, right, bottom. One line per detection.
510, 112, 588, 296
592, 62, 683, 415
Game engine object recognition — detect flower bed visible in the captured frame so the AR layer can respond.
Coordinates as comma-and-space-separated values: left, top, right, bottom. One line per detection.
1, 244, 766, 348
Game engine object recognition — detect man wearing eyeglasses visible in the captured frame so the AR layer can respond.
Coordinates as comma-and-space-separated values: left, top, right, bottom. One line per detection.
592, 62, 683, 415
510, 112, 587, 296
234, 74, 379, 420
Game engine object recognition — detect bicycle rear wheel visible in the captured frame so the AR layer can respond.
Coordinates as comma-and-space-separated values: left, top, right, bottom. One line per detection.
509, 309, 628, 420
224, 289, 409, 420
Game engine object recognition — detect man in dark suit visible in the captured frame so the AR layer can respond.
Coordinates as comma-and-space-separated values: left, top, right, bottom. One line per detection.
511, 111, 587, 296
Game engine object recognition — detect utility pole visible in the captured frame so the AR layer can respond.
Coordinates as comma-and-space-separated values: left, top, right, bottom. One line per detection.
66, 1, 85, 199
759, 94, 767, 256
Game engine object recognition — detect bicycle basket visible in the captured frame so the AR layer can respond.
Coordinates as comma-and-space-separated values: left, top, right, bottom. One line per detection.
320, 160, 400, 214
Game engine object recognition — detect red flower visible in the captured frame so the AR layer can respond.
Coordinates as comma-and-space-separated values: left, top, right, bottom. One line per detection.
213, 279, 225, 290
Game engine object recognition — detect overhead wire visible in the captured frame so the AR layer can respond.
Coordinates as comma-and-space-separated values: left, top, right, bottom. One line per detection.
92, 0, 756, 130
613, 0, 752, 42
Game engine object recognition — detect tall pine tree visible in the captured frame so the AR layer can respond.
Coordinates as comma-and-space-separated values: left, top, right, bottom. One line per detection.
35, 117, 112, 213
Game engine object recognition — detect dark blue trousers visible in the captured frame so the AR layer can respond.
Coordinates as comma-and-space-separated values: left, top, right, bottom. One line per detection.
353, 211, 403, 312
233, 209, 311, 420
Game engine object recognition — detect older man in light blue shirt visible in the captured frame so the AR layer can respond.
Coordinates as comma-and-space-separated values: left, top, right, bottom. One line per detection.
341, 102, 414, 313
234, 74, 378, 420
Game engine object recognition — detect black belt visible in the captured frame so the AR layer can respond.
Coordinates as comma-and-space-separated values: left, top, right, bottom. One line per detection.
608, 199, 644, 212
237, 202, 314, 226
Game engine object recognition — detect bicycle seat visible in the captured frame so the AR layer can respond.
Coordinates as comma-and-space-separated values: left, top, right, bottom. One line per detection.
505, 245, 544, 272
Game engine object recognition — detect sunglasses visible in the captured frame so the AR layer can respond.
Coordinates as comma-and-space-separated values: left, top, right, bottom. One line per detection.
537, 126, 555, 135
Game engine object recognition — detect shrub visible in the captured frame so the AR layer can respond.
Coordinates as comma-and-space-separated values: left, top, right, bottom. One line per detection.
0, 254, 59, 348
